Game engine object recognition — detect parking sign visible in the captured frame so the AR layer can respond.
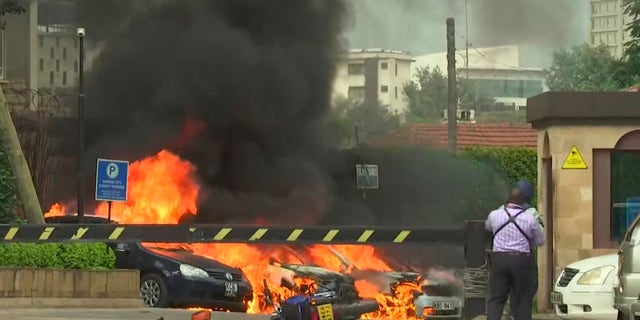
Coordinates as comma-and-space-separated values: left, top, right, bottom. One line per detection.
95, 158, 129, 202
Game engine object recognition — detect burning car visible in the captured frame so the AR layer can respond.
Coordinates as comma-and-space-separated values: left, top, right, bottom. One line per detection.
44, 215, 254, 311
265, 260, 380, 320
412, 269, 464, 319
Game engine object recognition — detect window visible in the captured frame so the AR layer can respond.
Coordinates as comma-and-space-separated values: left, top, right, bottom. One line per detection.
610, 151, 640, 242
380, 85, 388, 93
74, 60, 78, 73
62, 71, 67, 86
347, 63, 364, 75
380, 62, 388, 70
50, 47, 54, 59
395, 86, 398, 99
395, 63, 398, 76
55, 37, 60, 47
592, 3, 597, 14
63, 47, 67, 59
347, 86, 365, 100
39, 59, 43, 71
56, 59, 59, 71
39, 36, 43, 47
49, 71, 54, 84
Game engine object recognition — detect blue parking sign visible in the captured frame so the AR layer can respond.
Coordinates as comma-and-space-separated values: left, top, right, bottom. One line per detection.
95, 158, 129, 202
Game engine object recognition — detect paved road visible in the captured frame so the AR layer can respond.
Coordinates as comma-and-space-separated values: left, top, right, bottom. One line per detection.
0, 308, 271, 320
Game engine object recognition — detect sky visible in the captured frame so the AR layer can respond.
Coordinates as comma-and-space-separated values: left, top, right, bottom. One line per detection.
343, 0, 590, 68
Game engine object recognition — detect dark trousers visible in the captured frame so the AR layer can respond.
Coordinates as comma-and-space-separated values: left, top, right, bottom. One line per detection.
488, 252, 536, 320
509, 254, 538, 318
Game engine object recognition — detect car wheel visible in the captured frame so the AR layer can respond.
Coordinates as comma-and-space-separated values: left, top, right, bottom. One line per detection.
140, 273, 169, 308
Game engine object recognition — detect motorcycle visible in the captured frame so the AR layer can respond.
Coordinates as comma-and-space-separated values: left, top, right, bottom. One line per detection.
262, 262, 380, 320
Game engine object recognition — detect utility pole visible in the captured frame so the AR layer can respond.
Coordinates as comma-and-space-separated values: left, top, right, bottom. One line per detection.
0, 86, 45, 223
465, 0, 469, 81
77, 27, 85, 222
446, 18, 458, 154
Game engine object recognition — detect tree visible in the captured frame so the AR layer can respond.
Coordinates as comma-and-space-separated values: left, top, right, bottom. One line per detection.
0, 0, 25, 29
621, 0, 640, 84
546, 44, 627, 91
324, 96, 400, 147
403, 66, 494, 123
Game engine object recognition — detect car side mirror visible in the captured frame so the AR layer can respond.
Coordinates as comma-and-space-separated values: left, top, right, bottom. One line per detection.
114, 243, 131, 253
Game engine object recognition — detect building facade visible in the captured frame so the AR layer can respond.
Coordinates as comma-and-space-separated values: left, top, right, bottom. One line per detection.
332, 49, 414, 115
37, 24, 80, 88
413, 45, 546, 111
589, 0, 631, 58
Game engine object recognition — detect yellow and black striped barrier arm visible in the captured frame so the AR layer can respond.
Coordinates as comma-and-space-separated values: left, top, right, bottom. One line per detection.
0, 224, 466, 244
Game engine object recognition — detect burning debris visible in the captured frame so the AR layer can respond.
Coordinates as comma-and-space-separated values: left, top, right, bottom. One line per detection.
43, 0, 481, 318
45, 150, 462, 319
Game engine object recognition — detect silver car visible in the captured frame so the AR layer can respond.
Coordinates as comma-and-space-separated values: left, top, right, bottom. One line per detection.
413, 272, 463, 319
614, 214, 640, 320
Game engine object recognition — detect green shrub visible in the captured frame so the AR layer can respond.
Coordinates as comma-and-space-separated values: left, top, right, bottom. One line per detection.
0, 243, 115, 270
458, 147, 538, 203
0, 148, 17, 223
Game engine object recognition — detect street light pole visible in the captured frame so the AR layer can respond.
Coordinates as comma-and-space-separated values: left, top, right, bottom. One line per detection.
76, 27, 85, 222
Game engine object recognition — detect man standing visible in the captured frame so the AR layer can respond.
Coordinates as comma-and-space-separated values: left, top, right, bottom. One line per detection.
486, 186, 545, 320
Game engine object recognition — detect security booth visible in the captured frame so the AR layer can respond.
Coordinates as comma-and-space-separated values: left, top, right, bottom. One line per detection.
526, 91, 640, 310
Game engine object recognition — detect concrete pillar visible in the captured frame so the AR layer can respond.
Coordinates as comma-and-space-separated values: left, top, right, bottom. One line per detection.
26, 0, 38, 110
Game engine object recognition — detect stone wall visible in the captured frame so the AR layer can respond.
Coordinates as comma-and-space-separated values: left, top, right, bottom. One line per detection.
541, 125, 637, 268
0, 268, 142, 308
535, 125, 637, 310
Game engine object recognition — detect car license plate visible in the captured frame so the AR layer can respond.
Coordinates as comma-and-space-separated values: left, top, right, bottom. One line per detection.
550, 291, 563, 304
433, 301, 454, 310
224, 282, 238, 297
316, 304, 334, 320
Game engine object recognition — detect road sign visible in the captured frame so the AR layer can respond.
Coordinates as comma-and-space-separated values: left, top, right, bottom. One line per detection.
562, 145, 588, 169
356, 164, 379, 189
95, 158, 129, 202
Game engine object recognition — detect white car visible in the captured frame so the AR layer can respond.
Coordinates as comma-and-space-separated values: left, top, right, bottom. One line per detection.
413, 270, 463, 319
551, 254, 618, 320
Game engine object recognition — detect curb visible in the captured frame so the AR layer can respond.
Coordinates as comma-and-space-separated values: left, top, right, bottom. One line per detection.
0, 298, 144, 308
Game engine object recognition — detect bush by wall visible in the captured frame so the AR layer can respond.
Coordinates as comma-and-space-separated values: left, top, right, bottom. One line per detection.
0, 243, 115, 270
458, 146, 538, 203
0, 148, 18, 223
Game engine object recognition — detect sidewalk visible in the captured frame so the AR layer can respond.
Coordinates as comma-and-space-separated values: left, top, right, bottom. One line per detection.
473, 314, 560, 320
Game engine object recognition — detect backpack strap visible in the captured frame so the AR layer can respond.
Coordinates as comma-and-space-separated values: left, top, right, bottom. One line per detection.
492, 207, 532, 250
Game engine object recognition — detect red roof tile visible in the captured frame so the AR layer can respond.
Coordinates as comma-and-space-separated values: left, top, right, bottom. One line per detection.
369, 123, 537, 150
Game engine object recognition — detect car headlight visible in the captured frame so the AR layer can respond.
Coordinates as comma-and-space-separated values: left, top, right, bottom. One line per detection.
577, 265, 615, 285
179, 264, 209, 279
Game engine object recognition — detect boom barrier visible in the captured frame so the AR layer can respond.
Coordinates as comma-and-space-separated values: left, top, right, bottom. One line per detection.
0, 224, 468, 244
0, 220, 489, 320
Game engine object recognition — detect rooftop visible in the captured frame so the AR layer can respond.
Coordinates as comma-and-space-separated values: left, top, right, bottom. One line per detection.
369, 123, 537, 150
339, 48, 414, 61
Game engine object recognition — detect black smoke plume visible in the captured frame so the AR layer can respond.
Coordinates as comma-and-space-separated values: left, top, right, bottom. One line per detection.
63, 0, 508, 235
83, 0, 347, 225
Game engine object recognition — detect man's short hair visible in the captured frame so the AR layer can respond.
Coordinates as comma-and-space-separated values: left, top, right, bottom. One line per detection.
508, 187, 526, 205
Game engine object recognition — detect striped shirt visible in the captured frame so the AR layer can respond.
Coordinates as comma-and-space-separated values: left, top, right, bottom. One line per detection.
485, 204, 545, 253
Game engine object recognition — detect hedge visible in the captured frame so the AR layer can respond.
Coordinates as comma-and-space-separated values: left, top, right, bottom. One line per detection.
0, 148, 115, 270
0, 243, 115, 270
458, 146, 538, 203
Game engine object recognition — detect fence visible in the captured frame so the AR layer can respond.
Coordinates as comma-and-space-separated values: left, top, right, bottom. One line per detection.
0, 220, 489, 319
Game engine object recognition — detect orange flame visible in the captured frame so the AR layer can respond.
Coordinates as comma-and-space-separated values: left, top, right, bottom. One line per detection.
44, 202, 67, 218
44, 149, 422, 318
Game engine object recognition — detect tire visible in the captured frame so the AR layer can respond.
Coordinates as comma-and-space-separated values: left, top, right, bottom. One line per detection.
140, 273, 170, 308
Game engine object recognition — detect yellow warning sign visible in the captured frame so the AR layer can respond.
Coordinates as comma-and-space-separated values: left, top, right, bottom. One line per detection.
562, 145, 588, 169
